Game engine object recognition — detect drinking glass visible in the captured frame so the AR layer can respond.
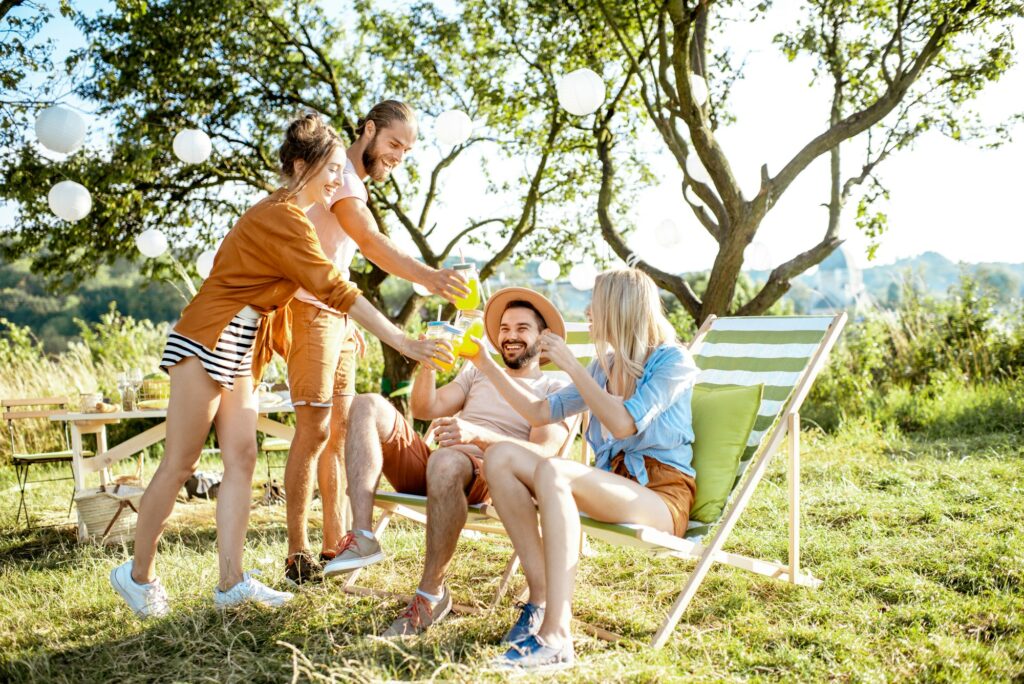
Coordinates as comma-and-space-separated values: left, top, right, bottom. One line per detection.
129, 368, 143, 407
116, 374, 132, 411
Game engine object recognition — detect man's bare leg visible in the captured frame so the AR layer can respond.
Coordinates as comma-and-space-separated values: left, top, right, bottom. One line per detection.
417, 448, 474, 595
320, 395, 353, 553
343, 393, 399, 532
284, 404, 331, 555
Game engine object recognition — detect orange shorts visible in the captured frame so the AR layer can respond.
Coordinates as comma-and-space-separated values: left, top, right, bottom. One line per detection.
610, 453, 696, 537
287, 300, 357, 406
379, 408, 490, 505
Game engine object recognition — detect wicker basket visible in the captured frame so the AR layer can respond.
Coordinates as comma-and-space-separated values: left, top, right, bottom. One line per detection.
74, 484, 145, 544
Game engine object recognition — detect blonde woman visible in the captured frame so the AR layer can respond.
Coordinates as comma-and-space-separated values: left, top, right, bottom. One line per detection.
109, 113, 451, 617
465, 269, 699, 671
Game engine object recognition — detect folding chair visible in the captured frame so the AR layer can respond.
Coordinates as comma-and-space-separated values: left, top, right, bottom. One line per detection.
573, 313, 847, 647
342, 321, 595, 609
3, 396, 91, 528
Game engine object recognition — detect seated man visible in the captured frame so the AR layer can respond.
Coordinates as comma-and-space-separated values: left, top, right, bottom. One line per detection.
325, 288, 570, 637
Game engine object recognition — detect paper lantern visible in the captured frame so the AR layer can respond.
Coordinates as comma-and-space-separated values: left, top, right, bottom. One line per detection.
435, 110, 473, 147
744, 241, 773, 271
47, 181, 92, 222
173, 129, 212, 164
136, 228, 169, 259
412, 282, 432, 296
568, 262, 598, 291
35, 106, 86, 154
656, 218, 684, 247
556, 68, 605, 116
537, 259, 561, 282
196, 250, 217, 279
690, 74, 709, 104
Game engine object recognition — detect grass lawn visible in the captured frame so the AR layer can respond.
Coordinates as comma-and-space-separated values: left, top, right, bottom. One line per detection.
1, 424, 1022, 683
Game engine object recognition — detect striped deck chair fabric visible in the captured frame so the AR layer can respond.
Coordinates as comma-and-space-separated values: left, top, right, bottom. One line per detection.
684, 315, 840, 539
574, 313, 846, 648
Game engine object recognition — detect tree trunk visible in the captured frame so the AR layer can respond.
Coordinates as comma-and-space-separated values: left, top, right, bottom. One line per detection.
699, 218, 752, 320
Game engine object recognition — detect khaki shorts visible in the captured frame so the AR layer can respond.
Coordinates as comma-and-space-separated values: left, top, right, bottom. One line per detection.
287, 299, 357, 407
610, 453, 696, 537
379, 407, 490, 505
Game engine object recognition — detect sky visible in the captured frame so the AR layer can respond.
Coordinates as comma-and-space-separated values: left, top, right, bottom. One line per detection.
5, 1, 1023, 274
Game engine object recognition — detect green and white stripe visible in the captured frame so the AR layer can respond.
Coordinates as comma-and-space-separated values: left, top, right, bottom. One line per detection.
682, 315, 833, 541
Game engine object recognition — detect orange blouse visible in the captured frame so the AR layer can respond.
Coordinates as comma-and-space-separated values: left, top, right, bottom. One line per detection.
173, 188, 361, 383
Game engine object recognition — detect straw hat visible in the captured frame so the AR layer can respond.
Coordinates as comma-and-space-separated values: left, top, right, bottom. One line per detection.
483, 287, 565, 365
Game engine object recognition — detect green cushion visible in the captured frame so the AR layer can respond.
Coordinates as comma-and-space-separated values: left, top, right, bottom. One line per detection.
689, 383, 764, 523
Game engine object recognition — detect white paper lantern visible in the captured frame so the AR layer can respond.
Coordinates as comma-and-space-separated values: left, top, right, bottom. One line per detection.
690, 74, 709, 104
196, 249, 217, 279
568, 262, 598, 291
172, 129, 212, 164
656, 218, 684, 247
35, 106, 87, 154
47, 181, 92, 222
136, 228, 169, 259
556, 68, 605, 116
412, 282, 432, 296
435, 110, 473, 147
744, 241, 774, 271
537, 259, 561, 282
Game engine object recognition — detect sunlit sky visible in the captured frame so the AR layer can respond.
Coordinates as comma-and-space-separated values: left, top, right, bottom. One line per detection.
5, 1, 1022, 273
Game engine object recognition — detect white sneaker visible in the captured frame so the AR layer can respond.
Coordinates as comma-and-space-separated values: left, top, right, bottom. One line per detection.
213, 571, 294, 609
109, 560, 170, 618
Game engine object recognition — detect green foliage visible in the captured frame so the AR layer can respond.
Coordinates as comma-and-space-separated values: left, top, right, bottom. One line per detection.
0, 305, 167, 463
0, 1, 54, 150
0, 255, 181, 351
807, 275, 1024, 433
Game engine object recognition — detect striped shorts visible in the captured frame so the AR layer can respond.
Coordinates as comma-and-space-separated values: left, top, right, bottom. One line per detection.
160, 309, 261, 391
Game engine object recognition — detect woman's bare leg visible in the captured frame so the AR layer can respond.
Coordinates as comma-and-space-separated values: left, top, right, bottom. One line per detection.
212, 374, 259, 590
482, 442, 549, 604
132, 358, 220, 584
531, 458, 674, 646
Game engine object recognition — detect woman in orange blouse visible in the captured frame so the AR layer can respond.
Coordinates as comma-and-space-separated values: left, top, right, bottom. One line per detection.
109, 114, 453, 616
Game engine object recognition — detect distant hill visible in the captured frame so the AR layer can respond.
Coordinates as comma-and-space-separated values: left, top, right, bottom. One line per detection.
859, 251, 1024, 300
747, 251, 1024, 311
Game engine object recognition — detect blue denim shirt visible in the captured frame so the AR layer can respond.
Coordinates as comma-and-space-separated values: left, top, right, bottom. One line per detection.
547, 343, 699, 485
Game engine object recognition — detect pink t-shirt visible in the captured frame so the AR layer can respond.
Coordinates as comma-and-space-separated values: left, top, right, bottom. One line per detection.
293, 157, 367, 312
438, 365, 569, 458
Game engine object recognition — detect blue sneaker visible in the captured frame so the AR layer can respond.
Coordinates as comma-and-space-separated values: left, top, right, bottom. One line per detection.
492, 635, 575, 672
501, 602, 545, 645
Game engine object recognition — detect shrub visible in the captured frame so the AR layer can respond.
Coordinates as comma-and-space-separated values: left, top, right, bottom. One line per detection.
805, 275, 1024, 434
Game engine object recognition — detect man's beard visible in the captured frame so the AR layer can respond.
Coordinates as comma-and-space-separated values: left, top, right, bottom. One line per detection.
362, 139, 391, 182
502, 340, 541, 369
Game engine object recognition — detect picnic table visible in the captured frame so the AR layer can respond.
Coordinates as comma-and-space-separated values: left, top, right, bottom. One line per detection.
51, 403, 295, 541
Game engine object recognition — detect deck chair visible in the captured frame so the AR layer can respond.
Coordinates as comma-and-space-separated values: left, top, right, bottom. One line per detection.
3, 396, 89, 528
574, 313, 847, 648
342, 321, 595, 609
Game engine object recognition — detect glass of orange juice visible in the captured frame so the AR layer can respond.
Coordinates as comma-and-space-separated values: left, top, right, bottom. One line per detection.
452, 263, 481, 311
425, 321, 459, 371
453, 309, 485, 357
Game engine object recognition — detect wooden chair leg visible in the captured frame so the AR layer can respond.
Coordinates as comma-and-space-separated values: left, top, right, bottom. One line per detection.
15, 463, 30, 528
491, 554, 521, 608
788, 412, 801, 584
